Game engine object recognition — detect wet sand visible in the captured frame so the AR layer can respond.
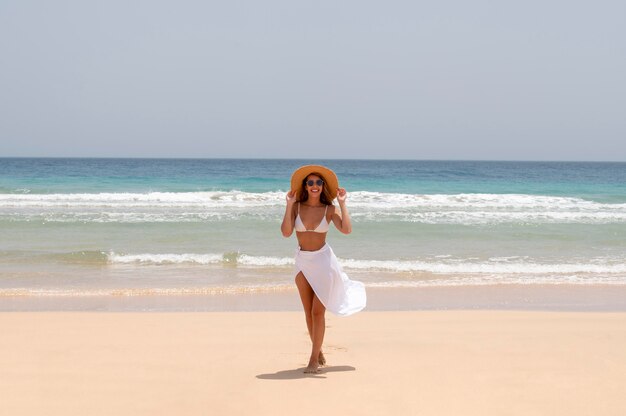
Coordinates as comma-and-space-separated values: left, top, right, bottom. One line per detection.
2, 284, 626, 311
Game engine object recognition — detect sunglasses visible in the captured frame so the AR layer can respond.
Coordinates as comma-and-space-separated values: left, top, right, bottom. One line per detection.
306, 179, 324, 187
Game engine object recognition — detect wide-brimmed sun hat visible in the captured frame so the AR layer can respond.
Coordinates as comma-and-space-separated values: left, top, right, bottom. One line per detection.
290, 165, 339, 201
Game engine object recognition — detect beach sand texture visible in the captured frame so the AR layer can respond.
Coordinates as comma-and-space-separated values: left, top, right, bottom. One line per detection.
2, 311, 625, 416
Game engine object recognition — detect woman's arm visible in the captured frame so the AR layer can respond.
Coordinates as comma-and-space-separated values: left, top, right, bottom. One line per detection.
331, 188, 352, 234
281, 191, 297, 237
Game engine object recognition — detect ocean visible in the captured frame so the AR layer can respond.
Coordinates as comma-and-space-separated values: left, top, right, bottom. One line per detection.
1, 158, 625, 306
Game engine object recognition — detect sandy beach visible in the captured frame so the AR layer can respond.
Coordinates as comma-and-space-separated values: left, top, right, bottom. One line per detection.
2, 311, 625, 415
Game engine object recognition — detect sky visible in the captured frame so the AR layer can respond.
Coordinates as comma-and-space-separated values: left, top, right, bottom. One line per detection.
1, 0, 625, 161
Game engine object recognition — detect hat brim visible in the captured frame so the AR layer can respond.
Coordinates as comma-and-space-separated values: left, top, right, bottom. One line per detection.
290, 165, 339, 202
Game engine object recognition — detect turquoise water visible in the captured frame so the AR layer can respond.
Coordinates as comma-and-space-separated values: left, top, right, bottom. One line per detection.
2, 158, 626, 199
1, 158, 626, 297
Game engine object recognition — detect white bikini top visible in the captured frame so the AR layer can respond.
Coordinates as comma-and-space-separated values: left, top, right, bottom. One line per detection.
294, 203, 330, 233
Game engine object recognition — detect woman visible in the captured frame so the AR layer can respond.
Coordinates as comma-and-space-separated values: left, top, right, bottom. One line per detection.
281, 165, 366, 374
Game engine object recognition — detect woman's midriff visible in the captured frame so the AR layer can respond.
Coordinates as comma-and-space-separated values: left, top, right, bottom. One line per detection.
296, 231, 327, 251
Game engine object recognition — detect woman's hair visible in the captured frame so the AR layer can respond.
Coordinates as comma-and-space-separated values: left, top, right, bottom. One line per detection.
299, 173, 333, 205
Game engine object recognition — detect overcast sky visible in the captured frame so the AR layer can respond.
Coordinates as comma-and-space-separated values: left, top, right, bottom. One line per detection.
1, 1, 625, 160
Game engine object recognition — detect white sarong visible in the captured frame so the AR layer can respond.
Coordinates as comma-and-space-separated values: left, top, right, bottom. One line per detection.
295, 244, 366, 316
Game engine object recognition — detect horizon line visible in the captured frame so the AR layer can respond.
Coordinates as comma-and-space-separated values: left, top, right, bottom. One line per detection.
1, 156, 625, 163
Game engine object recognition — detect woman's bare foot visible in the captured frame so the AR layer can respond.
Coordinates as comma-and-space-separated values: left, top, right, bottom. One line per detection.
318, 351, 326, 366
304, 360, 320, 374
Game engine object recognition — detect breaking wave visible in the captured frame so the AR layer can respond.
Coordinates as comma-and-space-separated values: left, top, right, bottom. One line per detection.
2, 191, 626, 224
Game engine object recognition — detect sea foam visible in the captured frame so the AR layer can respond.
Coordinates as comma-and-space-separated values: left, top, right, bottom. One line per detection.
2, 191, 626, 224
106, 252, 626, 276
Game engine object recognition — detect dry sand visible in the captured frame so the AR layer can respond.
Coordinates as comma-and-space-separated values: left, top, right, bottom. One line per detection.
2, 311, 625, 415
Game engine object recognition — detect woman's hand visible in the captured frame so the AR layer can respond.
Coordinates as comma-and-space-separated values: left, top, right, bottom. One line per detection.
282, 190, 297, 237
332, 187, 351, 233
337, 187, 347, 204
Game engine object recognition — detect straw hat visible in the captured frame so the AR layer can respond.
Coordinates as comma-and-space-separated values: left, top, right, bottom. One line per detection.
290, 165, 339, 201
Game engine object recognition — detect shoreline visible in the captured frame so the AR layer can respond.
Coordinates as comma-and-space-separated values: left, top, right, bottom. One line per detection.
2, 284, 626, 312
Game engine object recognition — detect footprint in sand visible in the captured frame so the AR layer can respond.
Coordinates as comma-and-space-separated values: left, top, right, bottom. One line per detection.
326, 345, 347, 352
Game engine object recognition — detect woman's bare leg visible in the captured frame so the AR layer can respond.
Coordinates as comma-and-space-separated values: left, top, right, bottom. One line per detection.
295, 272, 314, 335
295, 272, 326, 370
305, 295, 326, 373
